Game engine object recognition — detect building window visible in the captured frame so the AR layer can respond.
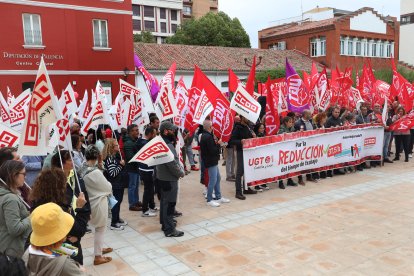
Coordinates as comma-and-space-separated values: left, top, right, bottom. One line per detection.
144, 6, 154, 18
93, 19, 108, 48
356, 41, 361, 56
160, 22, 167, 33
144, 20, 155, 31
183, 6, 192, 16
320, 37, 326, 56
22, 14, 42, 46
160, 8, 166, 19
171, 23, 177, 33
379, 42, 384, 57
133, 19, 141, 31
348, 40, 353, 55
340, 37, 345, 55
171, 10, 178, 21
310, 39, 317, 57
386, 43, 392, 58
132, 5, 140, 16
371, 42, 377, 57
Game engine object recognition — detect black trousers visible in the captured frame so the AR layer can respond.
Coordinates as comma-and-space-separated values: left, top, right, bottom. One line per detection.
111, 188, 124, 225
140, 170, 155, 213
159, 180, 178, 234
235, 150, 244, 194
409, 129, 414, 153
395, 135, 410, 160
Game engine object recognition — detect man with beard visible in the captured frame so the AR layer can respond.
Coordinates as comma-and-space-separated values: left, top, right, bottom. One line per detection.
156, 121, 185, 237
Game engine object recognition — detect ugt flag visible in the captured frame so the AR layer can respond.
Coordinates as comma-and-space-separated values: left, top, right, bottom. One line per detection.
285, 58, 309, 113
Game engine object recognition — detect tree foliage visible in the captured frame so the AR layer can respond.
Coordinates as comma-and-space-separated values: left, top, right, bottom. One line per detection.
133, 31, 155, 43
167, 12, 251, 48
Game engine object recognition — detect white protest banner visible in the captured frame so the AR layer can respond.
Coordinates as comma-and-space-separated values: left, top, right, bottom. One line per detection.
230, 84, 261, 123
0, 123, 20, 147
242, 125, 384, 184
129, 135, 174, 166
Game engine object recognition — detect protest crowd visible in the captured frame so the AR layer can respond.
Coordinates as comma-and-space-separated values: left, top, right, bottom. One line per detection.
0, 55, 413, 275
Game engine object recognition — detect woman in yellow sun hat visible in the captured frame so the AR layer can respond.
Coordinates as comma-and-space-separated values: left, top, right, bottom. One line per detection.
26, 202, 85, 275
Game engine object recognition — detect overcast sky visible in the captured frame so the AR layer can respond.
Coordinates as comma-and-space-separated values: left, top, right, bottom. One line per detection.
220, 0, 400, 48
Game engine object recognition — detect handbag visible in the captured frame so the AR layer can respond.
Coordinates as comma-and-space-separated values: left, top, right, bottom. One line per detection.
108, 194, 118, 209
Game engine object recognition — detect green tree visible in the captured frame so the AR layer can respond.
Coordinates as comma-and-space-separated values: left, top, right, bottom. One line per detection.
133, 31, 155, 43
167, 12, 250, 48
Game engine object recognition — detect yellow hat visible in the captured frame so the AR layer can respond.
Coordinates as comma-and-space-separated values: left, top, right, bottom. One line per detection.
30, 202, 74, 247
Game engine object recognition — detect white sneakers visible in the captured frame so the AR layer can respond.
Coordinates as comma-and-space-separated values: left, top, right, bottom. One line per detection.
207, 197, 230, 207
218, 197, 230, 203
207, 201, 220, 207
142, 210, 157, 217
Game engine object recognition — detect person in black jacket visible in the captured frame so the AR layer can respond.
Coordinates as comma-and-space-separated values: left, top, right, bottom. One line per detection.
230, 115, 257, 200
122, 124, 142, 211
200, 119, 230, 207
103, 138, 127, 230
137, 126, 158, 217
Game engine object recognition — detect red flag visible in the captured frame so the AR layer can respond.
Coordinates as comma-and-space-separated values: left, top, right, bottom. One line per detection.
192, 66, 234, 142
228, 69, 240, 93
184, 87, 201, 135
310, 62, 319, 88
390, 111, 414, 132
302, 71, 311, 92
245, 56, 256, 95
265, 76, 280, 135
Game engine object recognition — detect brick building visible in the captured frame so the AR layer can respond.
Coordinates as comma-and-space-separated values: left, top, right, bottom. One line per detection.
0, 0, 135, 101
183, 0, 218, 20
258, 7, 399, 70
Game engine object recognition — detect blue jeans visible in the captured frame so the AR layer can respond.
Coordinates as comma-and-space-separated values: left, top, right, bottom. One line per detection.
186, 145, 195, 166
207, 165, 221, 202
383, 132, 392, 159
127, 172, 139, 207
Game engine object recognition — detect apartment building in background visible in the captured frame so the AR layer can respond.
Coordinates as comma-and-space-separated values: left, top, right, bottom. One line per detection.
132, 0, 182, 44
258, 7, 399, 70
132, 0, 218, 44
183, 0, 218, 19
400, 0, 414, 66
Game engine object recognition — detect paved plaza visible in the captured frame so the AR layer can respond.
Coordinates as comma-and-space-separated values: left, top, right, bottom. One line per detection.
82, 160, 414, 275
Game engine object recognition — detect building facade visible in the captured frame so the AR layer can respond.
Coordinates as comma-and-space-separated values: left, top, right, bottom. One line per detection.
132, 0, 182, 44
183, 0, 218, 20
258, 7, 399, 70
400, 0, 414, 66
0, 0, 135, 100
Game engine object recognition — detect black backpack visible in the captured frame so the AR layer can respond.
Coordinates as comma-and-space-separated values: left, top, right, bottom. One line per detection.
0, 251, 28, 276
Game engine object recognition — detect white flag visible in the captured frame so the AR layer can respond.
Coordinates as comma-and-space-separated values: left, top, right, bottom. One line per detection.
0, 123, 20, 147
192, 90, 213, 125
18, 57, 61, 156
230, 84, 261, 123
129, 135, 174, 166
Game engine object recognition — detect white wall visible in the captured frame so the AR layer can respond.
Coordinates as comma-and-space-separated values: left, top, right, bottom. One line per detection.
350, 10, 386, 34
133, 0, 183, 10
400, 24, 414, 65
304, 9, 334, 21
401, 0, 414, 14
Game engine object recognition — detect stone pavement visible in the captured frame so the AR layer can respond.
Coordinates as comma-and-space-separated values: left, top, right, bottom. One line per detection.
82, 160, 414, 275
